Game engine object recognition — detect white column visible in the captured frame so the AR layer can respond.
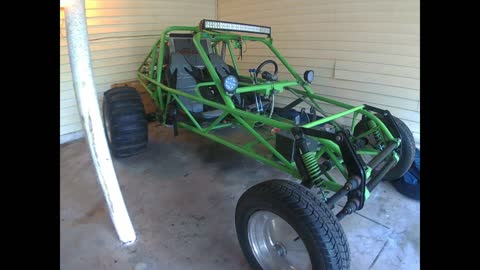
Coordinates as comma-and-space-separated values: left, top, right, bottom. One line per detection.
63, 0, 136, 244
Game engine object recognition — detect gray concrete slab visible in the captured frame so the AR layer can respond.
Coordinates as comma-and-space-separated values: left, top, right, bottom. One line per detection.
60, 124, 419, 270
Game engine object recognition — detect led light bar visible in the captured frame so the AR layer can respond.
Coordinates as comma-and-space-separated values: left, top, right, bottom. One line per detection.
200, 19, 271, 36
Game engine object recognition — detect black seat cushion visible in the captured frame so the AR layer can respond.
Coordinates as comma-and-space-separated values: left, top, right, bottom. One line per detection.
168, 53, 203, 113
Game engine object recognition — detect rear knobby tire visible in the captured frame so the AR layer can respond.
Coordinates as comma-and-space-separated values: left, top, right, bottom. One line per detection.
102, 87, 148, 158
235, 179, 350, 270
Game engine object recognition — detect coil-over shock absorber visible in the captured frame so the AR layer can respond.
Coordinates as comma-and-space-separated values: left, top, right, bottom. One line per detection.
368, 120, 385, 150
301, 151, 322, 183
291, 127, 322, 188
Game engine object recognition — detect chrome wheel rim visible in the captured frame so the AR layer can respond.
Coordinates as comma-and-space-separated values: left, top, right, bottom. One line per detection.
247, 210, 312, 270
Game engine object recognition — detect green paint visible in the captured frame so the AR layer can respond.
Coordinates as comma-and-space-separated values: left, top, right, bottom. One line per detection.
302, 106, 364, 128
364, 188, 371, 200
364, 167, 372, 180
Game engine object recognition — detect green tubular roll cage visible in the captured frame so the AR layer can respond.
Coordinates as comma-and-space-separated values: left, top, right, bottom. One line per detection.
136, 24, 401, 196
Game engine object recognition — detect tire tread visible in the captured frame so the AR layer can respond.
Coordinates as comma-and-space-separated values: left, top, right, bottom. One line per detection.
236, 179, 350, 270
103, 87, 148, 158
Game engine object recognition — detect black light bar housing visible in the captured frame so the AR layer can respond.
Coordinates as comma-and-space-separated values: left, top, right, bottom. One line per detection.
200, 19, 271, 37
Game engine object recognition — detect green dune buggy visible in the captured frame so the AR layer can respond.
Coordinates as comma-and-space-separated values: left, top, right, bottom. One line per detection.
102, 19, 416, 270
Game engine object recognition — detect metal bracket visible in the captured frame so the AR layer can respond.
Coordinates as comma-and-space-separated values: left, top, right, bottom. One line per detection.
363, 104, 401, 139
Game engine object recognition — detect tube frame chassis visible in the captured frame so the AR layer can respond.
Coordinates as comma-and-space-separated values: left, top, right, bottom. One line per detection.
136, 24, 403, 219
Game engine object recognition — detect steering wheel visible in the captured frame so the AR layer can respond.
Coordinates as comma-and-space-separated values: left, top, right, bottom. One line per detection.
256, 60, 278, 82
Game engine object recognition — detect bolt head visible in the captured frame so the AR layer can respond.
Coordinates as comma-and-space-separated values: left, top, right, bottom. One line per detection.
273, 242, 287, 257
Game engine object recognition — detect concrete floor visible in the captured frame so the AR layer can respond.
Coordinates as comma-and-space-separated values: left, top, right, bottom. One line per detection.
60, 123, 420, 270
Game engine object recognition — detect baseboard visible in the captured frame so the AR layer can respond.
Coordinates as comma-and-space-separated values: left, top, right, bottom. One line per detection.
60, 130, 85, 144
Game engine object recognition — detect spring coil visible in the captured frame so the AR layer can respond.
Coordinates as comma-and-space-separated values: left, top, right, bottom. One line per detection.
302, 151, 322, 183
373, 129, 385, 150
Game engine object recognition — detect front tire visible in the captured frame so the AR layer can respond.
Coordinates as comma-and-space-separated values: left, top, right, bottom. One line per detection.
235, 179, 350, 270
103, 87, 148, 158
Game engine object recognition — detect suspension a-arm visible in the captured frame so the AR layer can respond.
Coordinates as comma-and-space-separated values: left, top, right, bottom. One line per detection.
291, 127, 398, 220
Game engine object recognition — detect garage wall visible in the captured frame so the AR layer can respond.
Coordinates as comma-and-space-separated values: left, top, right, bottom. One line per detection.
60, 0, 216, 141
218, 0, 420, 147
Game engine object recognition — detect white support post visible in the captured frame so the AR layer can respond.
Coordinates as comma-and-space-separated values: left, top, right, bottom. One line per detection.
63, 0, 136, 244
